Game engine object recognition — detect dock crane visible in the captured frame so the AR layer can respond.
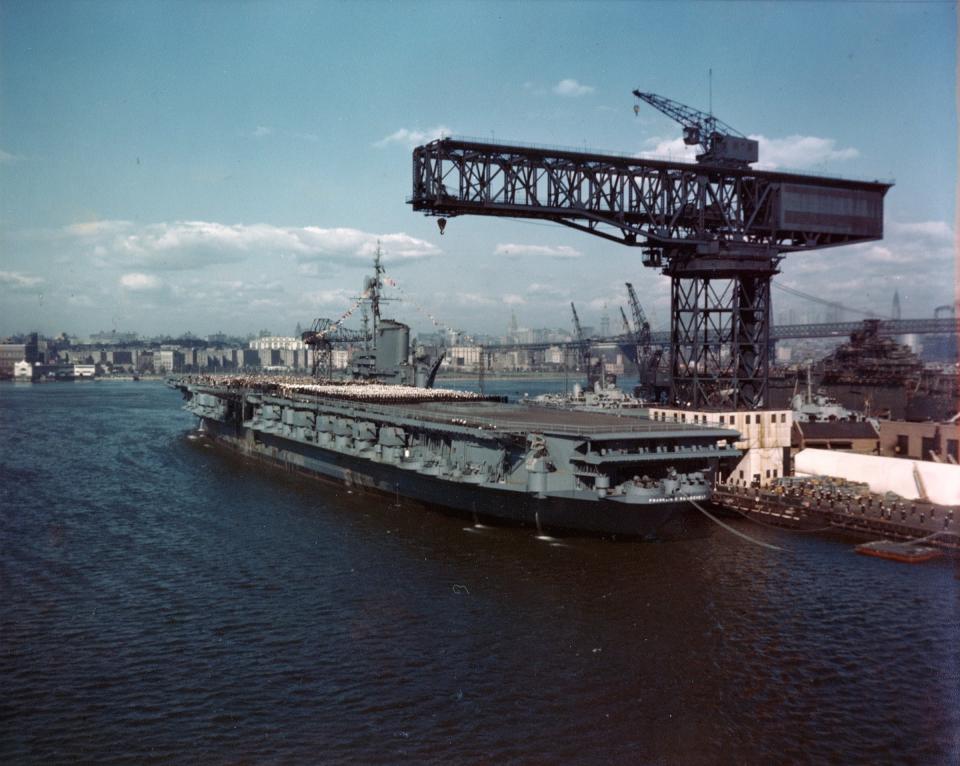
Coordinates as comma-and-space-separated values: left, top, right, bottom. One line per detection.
625, 283, 663, 399
570, 302, 590, 372
410, 90, 891, 408
570, 302, 605, 386
619, 306, 632, 338
632, 90, 758, 168
301, 318, 371, 380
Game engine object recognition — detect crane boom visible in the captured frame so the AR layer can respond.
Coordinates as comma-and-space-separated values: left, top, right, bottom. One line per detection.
625, 283, 650, 349
624, 283, 663, 399
633, 89, 758, 167
570, 301, 586, 345
619, 306, 632, 338
570, 302, 592, 373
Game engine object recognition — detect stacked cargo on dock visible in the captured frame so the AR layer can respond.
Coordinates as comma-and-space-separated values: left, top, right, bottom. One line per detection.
794, 449, 960, 507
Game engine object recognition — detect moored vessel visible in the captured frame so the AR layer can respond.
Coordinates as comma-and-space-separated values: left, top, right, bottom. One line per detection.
172, 251, 740, 537
176, 375, 740, 536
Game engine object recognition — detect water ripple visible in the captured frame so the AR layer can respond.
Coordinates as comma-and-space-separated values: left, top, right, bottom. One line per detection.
1, 381, 958, 764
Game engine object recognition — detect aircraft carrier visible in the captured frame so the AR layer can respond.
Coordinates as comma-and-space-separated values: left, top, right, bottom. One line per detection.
172, 253, 741, 538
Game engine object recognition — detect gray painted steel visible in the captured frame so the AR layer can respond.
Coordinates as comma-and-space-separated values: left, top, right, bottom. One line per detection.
179, 381, 742, 537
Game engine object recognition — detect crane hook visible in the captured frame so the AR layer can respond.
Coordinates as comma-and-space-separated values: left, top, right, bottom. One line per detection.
437, 217, 447, 236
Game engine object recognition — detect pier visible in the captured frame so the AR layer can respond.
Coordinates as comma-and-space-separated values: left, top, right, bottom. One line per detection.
715, 482, 960, 552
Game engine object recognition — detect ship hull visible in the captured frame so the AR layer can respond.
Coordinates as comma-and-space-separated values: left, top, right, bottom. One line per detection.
199, 417, 688, 538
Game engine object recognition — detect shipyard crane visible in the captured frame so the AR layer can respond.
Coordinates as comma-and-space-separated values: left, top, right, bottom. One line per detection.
301, 318, 371, 379
632, 90, 758, 168
570, 302, 590, 373
625, 282, 650, 344
626, 282, 663, 399
619, 306, 633, 338
409, 88, 891, 408
571, 302, 607, 387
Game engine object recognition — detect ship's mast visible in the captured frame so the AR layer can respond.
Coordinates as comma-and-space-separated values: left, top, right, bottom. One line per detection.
371, 242, 384, 328
361, 242, 386, 350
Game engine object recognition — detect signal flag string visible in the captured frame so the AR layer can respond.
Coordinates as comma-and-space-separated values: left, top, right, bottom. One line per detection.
382, 272, 482, 347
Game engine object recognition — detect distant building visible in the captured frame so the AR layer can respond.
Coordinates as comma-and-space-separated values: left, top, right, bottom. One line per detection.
106, 349, 134, 366
158, 349, 185, 373
89, 330, 139, 344
446, 345, 481, 369
545, 346, 565, 365
878, 420, 960, 463
249, 336, 306, 351
792, 421, 880, 454
0, 334, 43, 378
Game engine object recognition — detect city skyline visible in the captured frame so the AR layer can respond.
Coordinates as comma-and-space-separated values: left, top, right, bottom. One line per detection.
1, 2, 955, 338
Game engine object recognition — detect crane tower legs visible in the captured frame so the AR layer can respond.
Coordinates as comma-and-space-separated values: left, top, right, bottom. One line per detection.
668, 255, 777, 409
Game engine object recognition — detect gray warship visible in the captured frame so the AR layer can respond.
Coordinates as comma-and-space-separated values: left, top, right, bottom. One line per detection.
173, 254, 741, 537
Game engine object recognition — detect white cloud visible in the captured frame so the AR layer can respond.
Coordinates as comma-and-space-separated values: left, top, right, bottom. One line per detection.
495, 243, 582, 258
302, 288, 356, 307
502, 294, 526, 305
66, 220, 134, 237
252, 126, 273, 138
62, 220, 441, 271
888, 220, 954, 244
119, 273, 161, 290
777, 218, 955, 316
374, 125, 453, 149
66, 293, 96, 308
527, 282, 570, 298
296, 228, 441, 263
0, 270, 44, 289
638, 134, 859, 170
553, 79, 594, 97
638, 137, 698, 163
587, 296, 620, 312
0, 148, 20, 164
454, 292, 495, 307
850, 219, 954, 268
752, 134, 858, 170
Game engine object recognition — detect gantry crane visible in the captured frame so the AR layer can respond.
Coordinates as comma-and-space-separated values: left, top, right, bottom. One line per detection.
409, 89, 891, 409
625, 283, 663, 400
301, 318, 371, 380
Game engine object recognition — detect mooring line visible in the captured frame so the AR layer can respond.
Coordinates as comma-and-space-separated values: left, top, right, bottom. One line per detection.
689, 499, 787, 552
723, 501, 835, 533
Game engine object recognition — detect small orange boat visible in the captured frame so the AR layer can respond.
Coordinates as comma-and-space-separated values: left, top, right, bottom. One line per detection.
855, 539, 943, 564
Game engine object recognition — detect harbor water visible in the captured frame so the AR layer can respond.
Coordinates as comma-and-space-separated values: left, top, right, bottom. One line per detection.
1, 381, 958, 764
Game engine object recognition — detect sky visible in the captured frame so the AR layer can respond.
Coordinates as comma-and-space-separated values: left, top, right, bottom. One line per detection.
0, 0, 956, 339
